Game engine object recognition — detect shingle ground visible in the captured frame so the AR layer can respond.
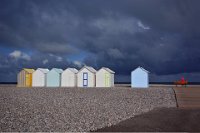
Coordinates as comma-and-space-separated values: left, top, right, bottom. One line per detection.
0, 86, 176, 132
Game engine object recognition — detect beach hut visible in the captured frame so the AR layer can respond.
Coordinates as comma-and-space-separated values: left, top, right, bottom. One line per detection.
32, 68, 49, 87
46, 68, 63, 87
17, 68, 35, 87
96, 67, 115, 87
61, 68, 78, 87
131, 66, 149, 88
77, 66, 96, 87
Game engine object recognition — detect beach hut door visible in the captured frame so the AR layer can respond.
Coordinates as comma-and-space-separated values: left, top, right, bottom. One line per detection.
26, 73, 31, 87
105, 73, 110, 87
83, 73, 88, 87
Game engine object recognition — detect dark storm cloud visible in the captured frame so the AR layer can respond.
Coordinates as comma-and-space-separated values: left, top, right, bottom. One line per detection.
0, 0, 200, 82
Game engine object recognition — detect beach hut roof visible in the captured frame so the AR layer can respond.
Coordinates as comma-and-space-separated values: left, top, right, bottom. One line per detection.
79, 66, 97, 73
38, 68, 49, 73
99, 67, 115, 74
23, 68, 35, 73
132, 66, 150, 73
66, 68, 78, 73
51, 68, 63, 73
87, 66, 97, 73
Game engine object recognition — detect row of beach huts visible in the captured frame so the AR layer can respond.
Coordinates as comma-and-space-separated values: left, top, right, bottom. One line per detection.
17, 66, 149, 88
17, 66, 115, 87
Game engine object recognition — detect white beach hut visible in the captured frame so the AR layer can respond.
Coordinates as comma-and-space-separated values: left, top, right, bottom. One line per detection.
32, 68, 49, 87
96, 67, 115, 87
77, 66, 96, 87
61, 68, 78, 87
131, 66, 149, 88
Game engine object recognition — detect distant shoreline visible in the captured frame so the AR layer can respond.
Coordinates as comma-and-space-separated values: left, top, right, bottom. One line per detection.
1, 82, 200, 85
115, 82, 200, 85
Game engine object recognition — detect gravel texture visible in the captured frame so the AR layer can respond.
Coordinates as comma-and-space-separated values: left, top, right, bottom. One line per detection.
0, 86, 176, 132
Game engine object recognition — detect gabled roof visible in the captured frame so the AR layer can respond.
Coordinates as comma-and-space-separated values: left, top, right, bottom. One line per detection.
78, 66, 97, 73
98, 67, 115, 74
132, 66, 150, 73
51, 68, 63, 73
23, 68, 35, 73
64, 68, 78, 73
38, 68, 49, 73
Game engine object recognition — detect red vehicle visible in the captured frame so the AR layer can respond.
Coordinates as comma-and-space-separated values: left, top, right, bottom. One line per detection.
174, 77, 188, 87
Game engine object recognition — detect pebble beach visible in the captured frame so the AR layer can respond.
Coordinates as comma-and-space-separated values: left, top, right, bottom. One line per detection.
0, 86, 176, 132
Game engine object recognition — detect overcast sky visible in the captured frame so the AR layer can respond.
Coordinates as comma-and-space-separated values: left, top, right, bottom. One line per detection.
0, 0, 200, 82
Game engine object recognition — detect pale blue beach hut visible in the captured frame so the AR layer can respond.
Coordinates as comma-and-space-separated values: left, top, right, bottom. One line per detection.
46, 68, 63, 87
131, 66, 149, 88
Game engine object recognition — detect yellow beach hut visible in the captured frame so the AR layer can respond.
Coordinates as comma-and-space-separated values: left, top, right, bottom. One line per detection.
17, 68, 35, 87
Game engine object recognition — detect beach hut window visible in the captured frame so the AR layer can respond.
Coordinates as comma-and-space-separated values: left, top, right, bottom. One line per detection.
83, 73, 88, 86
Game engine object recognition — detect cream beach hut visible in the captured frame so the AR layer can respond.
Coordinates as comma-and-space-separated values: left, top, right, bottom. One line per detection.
46, 68, 63, 87
131, 66, 149, 88
61, 68, 78, 87
77, 66, 96, 87
32, 68, 49, 87
96, 67, 115, 87
17, 68, 35, 87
